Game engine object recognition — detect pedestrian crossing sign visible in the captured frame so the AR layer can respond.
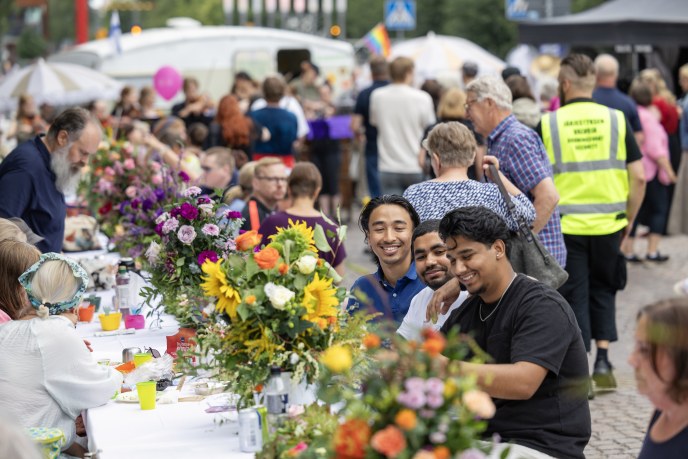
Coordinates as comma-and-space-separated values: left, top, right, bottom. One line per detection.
385, 0, 416, 31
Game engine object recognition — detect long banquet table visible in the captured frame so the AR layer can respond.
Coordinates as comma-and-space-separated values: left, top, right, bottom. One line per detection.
75, 280, 253, 458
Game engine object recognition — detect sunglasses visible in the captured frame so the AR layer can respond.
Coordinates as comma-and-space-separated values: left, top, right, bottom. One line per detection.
145, 347, 161, 358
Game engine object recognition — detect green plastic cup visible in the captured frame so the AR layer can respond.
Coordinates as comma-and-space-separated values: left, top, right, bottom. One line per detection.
136, 381, 156, 410
133, 353, 152, 367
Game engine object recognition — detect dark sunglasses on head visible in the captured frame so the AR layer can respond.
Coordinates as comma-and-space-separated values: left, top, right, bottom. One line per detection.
145, 347, 161, 358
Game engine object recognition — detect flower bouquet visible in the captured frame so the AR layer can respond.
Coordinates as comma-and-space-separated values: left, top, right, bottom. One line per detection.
81, 140, 149, 238
190, 220, 372, 399
108, 163, 180, 260
260, 329, 496, 459
141, 186, 242, 328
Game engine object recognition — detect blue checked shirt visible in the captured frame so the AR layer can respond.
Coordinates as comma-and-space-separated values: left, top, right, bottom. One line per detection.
487, 115, 567, 267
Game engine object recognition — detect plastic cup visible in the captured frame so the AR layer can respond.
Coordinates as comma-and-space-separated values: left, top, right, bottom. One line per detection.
136, 381, 157, 410
133, 353, 152, 367
98, 312, 122, 331
124, 314, 145, 329
78, 304, 95, 322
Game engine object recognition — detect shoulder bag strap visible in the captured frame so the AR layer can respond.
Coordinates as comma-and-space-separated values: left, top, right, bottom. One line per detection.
488, 164, 535, 245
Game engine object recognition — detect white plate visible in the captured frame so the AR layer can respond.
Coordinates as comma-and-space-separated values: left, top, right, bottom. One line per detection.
115, 391, 160, 403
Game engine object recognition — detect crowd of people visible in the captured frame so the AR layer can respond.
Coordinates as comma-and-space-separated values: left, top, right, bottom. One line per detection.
0, 51, 687, 458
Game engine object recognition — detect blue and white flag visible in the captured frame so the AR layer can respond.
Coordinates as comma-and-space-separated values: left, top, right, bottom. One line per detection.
109, 11, 122, 54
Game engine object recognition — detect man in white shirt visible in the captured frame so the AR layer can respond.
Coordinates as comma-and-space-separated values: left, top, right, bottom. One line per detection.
370, 57, 436, 195
398, 219, 467, 341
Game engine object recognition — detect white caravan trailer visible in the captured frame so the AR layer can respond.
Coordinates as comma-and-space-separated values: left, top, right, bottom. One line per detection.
48, 24, 355, 104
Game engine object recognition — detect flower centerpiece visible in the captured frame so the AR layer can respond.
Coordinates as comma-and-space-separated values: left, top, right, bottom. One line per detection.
141, 186, 242, 328
81, 140, 149, 238
109, 163, 180, 260
191, 220, 372, 399
260, 329, 496, 459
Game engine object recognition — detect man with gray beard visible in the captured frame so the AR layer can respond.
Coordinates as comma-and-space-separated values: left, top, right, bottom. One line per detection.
0, 107, 101, 252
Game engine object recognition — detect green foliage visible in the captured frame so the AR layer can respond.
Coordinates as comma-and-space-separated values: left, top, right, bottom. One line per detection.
17, 28, 46, 59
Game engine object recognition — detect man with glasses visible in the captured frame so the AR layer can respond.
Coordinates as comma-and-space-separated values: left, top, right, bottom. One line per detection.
240, 157, 288, 231
199, 147, 237, 201
0, 107, 101, 252
465, 76, 566, 269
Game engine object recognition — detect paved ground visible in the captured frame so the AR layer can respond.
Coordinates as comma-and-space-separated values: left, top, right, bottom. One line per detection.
338, 212, 688, 459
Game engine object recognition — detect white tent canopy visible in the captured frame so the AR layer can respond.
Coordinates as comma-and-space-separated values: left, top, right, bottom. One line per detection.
0, 58, 123, 112
390, 32, 506, 85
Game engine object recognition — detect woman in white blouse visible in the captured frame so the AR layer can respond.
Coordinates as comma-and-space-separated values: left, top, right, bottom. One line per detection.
0, 253, 122, 458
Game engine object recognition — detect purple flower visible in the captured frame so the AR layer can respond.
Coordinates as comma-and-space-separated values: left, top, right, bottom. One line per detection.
397, 391, 426, 410
154, 222, 164, 236
197, 250, 218, 265
179, 202, 199, 220
170, 206, 181, 218
177, 225, 197, 244
131, 199, 140, 209
197, 196, 212, 204
226, 210, 242, 219
142, 199, 153, 211
426, 393, 444, 409
404, 377, 426, 394
119, 200, 130, 214
202, 224, 220, 236
162, 218, 179, 234
183, 186, 202, 197
178, 171, 190, 183
154, 188, 165, 201
425, 378, 444, 396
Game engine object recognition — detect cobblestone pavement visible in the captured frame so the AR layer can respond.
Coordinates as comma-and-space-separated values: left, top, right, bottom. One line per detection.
339, 216, 688, 459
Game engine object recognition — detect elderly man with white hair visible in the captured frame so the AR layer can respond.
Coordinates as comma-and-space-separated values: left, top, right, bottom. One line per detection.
593, 53, 644, 146
465, 75, 566, 268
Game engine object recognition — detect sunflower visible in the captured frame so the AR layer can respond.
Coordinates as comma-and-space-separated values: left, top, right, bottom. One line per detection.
302, 273, 339, 329
201, 259, 242, 320
268, 219, 317, 257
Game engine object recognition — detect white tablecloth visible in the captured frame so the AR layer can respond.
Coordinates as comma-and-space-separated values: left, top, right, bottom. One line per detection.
85, 397, 254, 459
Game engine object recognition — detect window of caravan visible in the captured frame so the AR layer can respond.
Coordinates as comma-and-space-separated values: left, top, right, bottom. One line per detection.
233, 50, 274, 82
277, 49, 311, 81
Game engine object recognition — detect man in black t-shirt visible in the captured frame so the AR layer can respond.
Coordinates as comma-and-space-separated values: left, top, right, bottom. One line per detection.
437, 206, 591, 459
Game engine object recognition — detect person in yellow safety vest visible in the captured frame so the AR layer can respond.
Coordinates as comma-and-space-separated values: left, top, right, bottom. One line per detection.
536, 53, 646, 398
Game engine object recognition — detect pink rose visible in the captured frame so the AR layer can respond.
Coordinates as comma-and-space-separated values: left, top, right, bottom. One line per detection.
151, 161, 162, 172
125, 186, 137, 198
104, 166, 115, 176
123, 158, 136, 170
151, 174, 163, 185
177, 225, 197, 245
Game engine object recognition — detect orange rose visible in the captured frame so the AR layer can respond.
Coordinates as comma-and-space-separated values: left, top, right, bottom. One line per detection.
462, 389, 496, 419
245, 295, 256, 305
370, 425, 407, 458
362, 333, 381, 349
433, 446, 450, 459
236, 230, 262, 251
254, 247, 280, 270
334, 418, 370, 459
278, 262, 289, 275
394, 409, 417, 431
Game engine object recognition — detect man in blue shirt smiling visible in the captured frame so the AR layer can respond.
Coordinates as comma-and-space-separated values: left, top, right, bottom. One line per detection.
0, 107, 101, 252
347, 195, 425, 324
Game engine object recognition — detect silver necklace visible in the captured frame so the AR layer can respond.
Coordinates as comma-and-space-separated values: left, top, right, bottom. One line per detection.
479, 273, 518, 322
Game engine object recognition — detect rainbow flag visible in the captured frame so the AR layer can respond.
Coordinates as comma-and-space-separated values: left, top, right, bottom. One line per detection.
361, 23, 391, 57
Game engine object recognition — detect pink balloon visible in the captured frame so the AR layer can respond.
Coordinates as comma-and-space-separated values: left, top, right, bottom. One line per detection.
153, 66, 182, 101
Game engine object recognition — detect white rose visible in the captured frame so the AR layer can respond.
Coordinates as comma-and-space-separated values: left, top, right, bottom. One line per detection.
155, 212, 169, 224
290, 352, 300, 365
145, 241, 161, 264
264, 282, 295, 310
295, 255, 318, 275
198, 203, 214, 216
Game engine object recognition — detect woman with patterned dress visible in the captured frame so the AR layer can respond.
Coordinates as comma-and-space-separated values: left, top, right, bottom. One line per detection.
404, 122, 535, 231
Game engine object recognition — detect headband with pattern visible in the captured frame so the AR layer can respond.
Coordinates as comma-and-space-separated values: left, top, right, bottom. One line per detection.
19, 253, 89, 316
